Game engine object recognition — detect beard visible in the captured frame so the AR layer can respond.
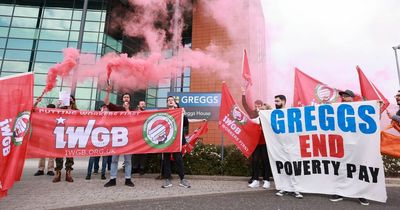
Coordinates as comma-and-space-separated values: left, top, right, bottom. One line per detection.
275, 104, 283, 109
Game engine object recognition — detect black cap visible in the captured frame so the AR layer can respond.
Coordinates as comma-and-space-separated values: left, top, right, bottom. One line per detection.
339, 89, 355, 98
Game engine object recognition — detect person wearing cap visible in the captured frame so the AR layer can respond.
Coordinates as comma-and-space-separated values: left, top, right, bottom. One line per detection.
241, 88, 273, 190
53, 95, 77, 183
339, 89, 356, 102
330, 89, 369, 206
386, 90, 400, 124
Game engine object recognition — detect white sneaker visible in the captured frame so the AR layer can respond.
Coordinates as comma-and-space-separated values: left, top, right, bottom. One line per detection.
248, 180, 260, 188
294, 192, 303, 199
262, 180, 270, 189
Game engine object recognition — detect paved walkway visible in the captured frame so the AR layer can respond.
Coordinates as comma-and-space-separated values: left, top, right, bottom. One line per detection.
0, 158, 399, 210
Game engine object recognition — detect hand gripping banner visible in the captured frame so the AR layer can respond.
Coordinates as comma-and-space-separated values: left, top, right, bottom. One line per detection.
27, 108, 184, 158
259, 101, 387, 203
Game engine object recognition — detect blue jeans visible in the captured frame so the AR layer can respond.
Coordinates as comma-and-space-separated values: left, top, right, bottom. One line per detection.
87, 156, 109, 176
110, 154, 132, 179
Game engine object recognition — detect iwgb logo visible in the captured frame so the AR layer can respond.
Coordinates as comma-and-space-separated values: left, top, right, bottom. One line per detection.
314, 84, 339, 104
0, 111, 31, 156
143, 113, 178, 149
12, 111, 31, 146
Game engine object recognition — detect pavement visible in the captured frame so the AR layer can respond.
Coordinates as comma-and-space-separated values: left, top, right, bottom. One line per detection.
0, 158, 399, 210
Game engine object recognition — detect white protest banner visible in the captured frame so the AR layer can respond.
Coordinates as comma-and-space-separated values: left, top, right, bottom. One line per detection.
259, 101, 386, 202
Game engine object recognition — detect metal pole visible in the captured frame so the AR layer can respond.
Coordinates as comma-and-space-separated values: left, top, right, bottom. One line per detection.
393, 47, 400, 87
71, 0, 89, 97
220, 133, 224, 161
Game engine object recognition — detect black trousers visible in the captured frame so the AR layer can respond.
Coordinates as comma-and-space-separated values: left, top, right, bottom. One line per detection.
163, 152, 185, 180
251, 145, 272, 181
132, 154, 146, 172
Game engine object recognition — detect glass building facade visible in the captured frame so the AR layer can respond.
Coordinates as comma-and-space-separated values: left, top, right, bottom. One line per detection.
0, 0, 191, 110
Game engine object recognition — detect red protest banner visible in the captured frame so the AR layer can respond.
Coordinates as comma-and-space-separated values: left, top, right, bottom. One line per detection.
293, 68, 362, 107
182, 122, 208, 155
27, 108, 184, 158
218, 83, 261, 158
0, 73, 33, 199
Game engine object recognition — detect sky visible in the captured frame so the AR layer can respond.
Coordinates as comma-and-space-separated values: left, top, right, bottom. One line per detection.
261, 0, 400, 110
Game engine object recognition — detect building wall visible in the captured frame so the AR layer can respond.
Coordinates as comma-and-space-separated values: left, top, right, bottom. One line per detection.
191, 2, 246, 145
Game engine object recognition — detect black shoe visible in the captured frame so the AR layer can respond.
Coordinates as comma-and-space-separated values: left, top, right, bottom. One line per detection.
125, 179, 134, 187
104, 178, 116, 187
93, 170, 98, 175
358, 198, 369, 206
47, 171, 55, 176
248, 178, 253, 184
34, 170, 44, 176
85, 175, 91, 180
101, 174, 106, 180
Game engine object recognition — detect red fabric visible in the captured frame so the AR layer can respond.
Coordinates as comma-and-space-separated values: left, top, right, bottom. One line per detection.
182, 122, 208, 155
293, 67, 362, 107
218, 83, 261, 158
242, 49, 254, 110
0, 73, 33, 199
26, 108, 183, 158
357, 66, 389, 113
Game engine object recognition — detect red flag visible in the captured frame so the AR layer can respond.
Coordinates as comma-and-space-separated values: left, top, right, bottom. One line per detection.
357, 66, 389, 113
242, 49, 254, 110
293, 68, 362, 107
182, 122, 208, 156
0, 72, 33, 199
218, 83, 261, 158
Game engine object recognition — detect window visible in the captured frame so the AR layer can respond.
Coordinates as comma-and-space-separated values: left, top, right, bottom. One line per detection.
84, 21, 100, 32
75, 87, 93, 99
41, 19, 71, 30
0, 27, 8, 37
4, 49, 31, 61
81, 42, 97, 53
43, 8, 72, 19
35, 51, 63, 62
11, 17, 37, 28
0, 5, 14, 16
14, 6, 39, 18
40, 29, 69, 41
83, 32, 98, 42
0, 16, 11, 27
33, 62, 53, 73
2, 60, 30, 72
9, 28, 38, 39
0, 38, 6, 48
7, 39, 34, 50
37, 40, 67, 51
86, 11, 102, 21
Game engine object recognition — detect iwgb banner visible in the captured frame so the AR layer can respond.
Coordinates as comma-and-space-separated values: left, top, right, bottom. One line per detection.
259, 101, 387, 203
0, 72, 34, 198
27, 108, 183, 158
218, 83, 261, 158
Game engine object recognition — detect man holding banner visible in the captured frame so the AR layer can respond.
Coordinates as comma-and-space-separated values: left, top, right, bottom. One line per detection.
328, 90, 369, 205
161, 96, 190, 189
271, 95, 303, 199
103, 86, 135, 187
